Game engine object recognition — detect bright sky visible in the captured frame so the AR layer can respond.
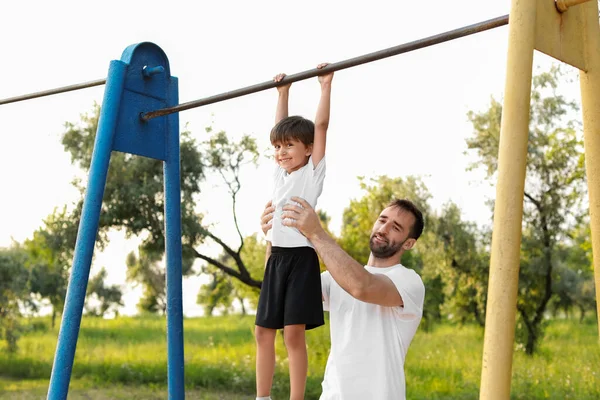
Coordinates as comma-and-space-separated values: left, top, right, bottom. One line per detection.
0, 0, 579, 316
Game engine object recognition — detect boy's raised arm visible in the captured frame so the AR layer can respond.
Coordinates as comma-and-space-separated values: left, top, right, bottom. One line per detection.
274, 73, 291, 125
312, 63, 334, 167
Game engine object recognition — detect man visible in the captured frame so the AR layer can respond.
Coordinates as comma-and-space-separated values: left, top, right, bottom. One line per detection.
260, 196, 426, 399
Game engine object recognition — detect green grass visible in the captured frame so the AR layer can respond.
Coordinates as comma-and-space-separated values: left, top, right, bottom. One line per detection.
0, 315, 598, 399
0, 377, 249, 399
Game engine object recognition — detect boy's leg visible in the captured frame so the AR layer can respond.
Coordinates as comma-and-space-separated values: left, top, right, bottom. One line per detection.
255, 325, 277, 398
283, 324, 307, 400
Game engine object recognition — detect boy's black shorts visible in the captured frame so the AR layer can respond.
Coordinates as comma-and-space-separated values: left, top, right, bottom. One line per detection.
255, 246, 324, 330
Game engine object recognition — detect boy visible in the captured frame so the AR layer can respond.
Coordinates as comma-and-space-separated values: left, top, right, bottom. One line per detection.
255, 63, 334, 400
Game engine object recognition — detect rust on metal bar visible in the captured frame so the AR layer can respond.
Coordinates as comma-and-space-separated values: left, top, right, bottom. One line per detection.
0, 79, 107, 105
141, 14, 509, 121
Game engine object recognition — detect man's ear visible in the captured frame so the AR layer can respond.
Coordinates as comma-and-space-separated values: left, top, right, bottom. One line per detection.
403, 238, 416, 250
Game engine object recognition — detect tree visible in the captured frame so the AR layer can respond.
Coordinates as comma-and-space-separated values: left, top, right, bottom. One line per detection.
126, 250, 167, 315
192, 128, 263, 288
85, 267, 124, 318
337, 176, 447, 329
197, 265, 235, 316
466, 65, 587, 354
337, 176, 496, 331
338, 176, 432, 267
551, 223, 597, 321
435, 203, 490, 327
61, 106, 265, 297
0, 244, 30, 352
197, 233, 266, 315
24, 206, 81, 328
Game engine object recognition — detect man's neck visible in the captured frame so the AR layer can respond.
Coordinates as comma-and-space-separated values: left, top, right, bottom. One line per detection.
367, 253, 402, 268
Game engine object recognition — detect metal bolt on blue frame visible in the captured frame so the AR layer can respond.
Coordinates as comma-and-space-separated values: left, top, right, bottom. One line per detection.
46, 42, 185, 400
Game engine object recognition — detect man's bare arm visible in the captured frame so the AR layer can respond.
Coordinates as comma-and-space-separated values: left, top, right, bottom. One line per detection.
282, 198, 403, 307
309, 230, 403, 307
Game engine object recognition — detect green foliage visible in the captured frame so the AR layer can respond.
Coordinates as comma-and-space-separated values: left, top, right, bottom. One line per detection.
61, 106, 267, 312
1, 316, 598, 399
338, 175, 431, 267
126, 250, 167, 315
197, 270, 235, 316
551, 223, 597, 321
235, 234, 266, 308
0, 245, 30, 352
196, 128, 262, 289
85, 267, 124, 318
196, 210, 335, 315
197, 234, 265, 316
337, 175, 450, 329
24, 206, 80, 327
466, 65, 588, 354
62, 103, 205, 275
434, 203, 490, 327
335, 176, 496, 333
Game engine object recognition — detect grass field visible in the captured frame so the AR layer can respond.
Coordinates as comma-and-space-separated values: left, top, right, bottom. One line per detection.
0, 315, 598, 399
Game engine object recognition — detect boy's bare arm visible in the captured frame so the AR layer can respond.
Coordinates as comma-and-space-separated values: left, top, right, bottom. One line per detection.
312, 64, 334, 166
282, 197, 404, 308
274, 73, 291, 124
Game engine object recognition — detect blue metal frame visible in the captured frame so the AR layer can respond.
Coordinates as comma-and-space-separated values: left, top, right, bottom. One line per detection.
47, 43, 184, 400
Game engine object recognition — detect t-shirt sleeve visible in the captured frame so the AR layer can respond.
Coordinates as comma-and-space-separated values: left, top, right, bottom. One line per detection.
273, 164, 284, 183
386, 268, 425, 320
321, 271, 332, 312
310, 156, 326, 197
265, 165, 284, 241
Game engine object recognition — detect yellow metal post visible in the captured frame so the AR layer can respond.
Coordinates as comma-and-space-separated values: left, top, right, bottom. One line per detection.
578, 0, 600, 336
479, 0, 537, 399
555, 0, 592, 13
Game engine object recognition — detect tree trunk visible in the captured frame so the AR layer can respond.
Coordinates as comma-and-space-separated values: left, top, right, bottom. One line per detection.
579, 304, 586, 323
472, 302, 485, 327
525, 327, 536, 355
518, 308, 537, 355
205, 304, 215, 317
238, 296, 247, 315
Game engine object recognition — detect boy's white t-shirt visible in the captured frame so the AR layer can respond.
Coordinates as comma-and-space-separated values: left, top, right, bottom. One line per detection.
266, 156, 326, 248
319, 265, 425, 400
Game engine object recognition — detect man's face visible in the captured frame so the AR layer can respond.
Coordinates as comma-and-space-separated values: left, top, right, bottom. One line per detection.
369, 206, 417, 259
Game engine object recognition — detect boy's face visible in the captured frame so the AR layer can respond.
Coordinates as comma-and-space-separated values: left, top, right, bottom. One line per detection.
272, 138, 312, 173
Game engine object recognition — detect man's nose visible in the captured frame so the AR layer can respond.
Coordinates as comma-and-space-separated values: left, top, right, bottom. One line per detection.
379, 223, 391, 234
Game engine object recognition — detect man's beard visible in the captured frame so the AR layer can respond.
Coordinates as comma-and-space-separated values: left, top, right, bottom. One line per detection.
369, 233, 405, 259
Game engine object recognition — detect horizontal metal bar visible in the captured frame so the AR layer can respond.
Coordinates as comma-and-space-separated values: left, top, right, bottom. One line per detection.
0, 79, 107, 105
141, 14, 509, 121
0, 14, 509, 112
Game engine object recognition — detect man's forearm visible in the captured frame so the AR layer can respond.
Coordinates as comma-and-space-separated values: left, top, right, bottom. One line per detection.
309, 230, 368, 297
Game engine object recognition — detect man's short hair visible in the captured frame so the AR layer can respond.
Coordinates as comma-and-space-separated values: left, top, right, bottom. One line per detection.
387, 199, 424, 240
270, 115, 314, 146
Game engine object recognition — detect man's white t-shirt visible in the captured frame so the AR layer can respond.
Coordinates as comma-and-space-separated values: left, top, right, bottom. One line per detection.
266, 156, 326, 248
320, 265, 425, 400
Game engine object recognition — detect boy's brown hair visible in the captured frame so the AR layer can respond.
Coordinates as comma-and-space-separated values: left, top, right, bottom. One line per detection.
270, 115, 314, 146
